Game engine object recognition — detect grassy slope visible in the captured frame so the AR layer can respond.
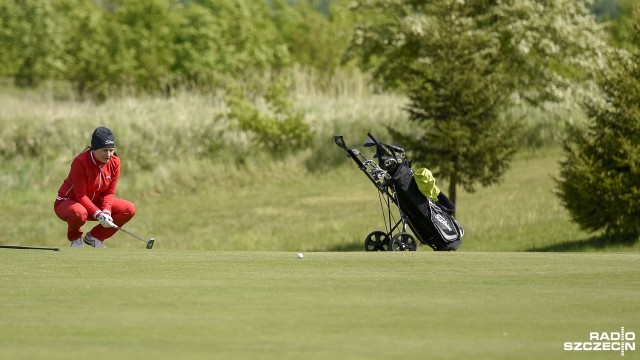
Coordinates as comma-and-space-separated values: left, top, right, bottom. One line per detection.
1, 250, 638, 360
2, 81, 636, 252
2, 146, 638, 252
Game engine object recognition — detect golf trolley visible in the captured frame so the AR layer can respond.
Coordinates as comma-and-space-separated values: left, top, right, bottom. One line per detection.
334, 133, 463, 252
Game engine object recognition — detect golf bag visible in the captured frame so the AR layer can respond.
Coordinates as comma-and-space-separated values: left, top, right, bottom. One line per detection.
334, 133, 464, 251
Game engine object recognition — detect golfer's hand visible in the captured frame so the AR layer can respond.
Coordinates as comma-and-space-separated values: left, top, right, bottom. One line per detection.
96, 211, 116, 228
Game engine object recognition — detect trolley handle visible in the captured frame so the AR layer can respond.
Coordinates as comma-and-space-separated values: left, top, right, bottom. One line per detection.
334, 135, 348, 150
367, 132, 405, 155
334, 135, 367, 170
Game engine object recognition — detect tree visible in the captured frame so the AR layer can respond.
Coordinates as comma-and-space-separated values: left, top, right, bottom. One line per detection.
53, 0, 179, 99
197, 0, 291, 75
347, 0, 609, 206
172, 2, 221, 87
390, 1, 520, 207
270, 0, 354, 76
110, 0, 178, 92
0, 0, 61, 86
55, 0, 110, 98
556, 5, 640, 237
592, 0, 636, 49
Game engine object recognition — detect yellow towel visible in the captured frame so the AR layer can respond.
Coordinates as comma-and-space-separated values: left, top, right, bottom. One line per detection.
414, 167, 440, 202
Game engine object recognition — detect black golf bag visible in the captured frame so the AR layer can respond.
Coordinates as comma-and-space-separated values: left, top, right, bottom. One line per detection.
334, 133, 464, 251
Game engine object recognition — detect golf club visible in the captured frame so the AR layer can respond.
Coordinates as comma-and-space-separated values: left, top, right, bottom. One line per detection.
115, 226, 155, 249
0, 245, 61, 251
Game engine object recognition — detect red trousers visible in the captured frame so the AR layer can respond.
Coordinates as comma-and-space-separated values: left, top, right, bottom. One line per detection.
54, 198, 136, 242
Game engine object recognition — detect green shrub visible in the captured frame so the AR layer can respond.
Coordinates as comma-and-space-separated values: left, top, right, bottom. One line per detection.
222, 81, 313, 157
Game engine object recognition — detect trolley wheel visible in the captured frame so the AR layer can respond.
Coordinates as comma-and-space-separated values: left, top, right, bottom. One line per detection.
364, 231, 389, 251
389, 232, 417, 251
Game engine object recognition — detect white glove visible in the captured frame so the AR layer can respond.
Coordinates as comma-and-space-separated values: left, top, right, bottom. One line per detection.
96, 211, 116, 228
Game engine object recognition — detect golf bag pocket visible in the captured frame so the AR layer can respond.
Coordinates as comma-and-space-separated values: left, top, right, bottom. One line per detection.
429, 202, 462, 243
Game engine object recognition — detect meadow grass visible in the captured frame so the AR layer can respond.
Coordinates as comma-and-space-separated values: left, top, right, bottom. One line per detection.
2, 145, 638, 252
1, 250, 638, 360
1, 81, 637, 252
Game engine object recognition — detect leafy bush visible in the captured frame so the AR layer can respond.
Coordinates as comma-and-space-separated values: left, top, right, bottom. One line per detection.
221, 80, 313, 157
0, 0, 59, 86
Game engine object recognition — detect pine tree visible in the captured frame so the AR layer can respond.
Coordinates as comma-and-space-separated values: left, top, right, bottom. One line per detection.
393, 2, 520, 206
348, 0, 609, 206
556, 8, 640, 237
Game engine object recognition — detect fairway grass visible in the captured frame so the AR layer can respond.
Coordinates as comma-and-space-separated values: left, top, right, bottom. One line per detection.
1, 250, 638, 360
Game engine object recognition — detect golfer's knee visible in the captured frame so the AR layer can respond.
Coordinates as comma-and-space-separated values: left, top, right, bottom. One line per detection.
118, 200, 136, 220
70, 207, 88, 223
127, 202, 136, 218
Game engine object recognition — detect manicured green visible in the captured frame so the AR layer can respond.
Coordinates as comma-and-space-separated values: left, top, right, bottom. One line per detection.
1, 250, 637, 360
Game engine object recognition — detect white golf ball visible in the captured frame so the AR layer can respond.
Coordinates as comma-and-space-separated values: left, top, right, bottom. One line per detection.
296, 252, 304, 259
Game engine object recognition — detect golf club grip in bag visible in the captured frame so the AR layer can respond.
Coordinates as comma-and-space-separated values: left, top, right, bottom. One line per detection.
392, 163, 463, 251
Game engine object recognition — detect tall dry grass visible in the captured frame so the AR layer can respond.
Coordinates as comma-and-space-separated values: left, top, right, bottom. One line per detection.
0, 70, 410, 193
2, 72, 621, 252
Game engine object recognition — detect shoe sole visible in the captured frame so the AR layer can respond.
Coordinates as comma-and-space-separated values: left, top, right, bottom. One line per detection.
83, 240, 107, 248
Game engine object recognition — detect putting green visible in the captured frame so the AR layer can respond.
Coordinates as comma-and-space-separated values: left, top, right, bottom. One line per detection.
1, 250, 637, 360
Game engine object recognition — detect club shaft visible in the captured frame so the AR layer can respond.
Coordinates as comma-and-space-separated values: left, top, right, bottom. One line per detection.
0, 245, 60, 251
116, 227, 148, 243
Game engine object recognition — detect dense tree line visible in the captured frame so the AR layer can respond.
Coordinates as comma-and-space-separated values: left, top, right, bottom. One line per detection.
0, 0, 354, 99
0, 0, 634, 100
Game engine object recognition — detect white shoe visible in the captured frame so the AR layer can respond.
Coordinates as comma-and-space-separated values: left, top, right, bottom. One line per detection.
83, 233, 107, 248
70, 238, 84, 247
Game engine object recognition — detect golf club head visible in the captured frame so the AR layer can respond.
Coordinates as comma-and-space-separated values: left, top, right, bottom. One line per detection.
146, 238, 155, 249
363, 139, 376, 147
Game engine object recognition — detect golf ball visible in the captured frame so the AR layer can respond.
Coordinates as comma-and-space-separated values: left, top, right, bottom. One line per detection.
296, 252, 304, 259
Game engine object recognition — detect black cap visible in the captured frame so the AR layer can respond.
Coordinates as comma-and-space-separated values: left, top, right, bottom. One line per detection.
91, 127, 115, 150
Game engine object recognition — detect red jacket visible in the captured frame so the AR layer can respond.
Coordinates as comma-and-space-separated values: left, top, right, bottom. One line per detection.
56, 150, 120, 219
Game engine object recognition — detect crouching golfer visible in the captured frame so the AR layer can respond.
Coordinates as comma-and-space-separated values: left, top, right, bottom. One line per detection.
54, 126, 136, 248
